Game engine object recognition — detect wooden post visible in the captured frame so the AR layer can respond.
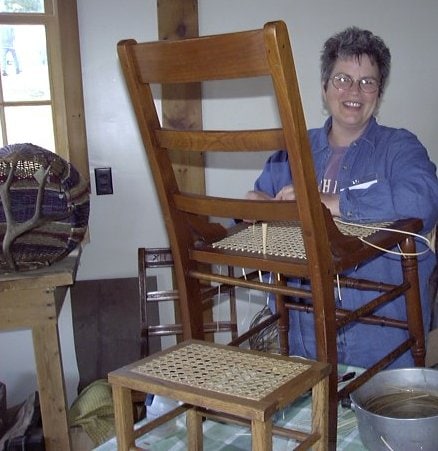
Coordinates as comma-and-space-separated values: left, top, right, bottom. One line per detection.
157, 1, 214, 340
157, 0, 205, 194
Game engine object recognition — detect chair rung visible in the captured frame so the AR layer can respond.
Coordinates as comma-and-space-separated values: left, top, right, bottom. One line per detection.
336, 282, 410, 329
189, 269, 312, 298
337, 336, 415, 400
145, 325, 183, 336
286, 301, 408, 329
229, 312, 280, 347
147, 290, 179, 302
145, 321, 237, 337
134, 404, 189, 439
198, 407, 321, 445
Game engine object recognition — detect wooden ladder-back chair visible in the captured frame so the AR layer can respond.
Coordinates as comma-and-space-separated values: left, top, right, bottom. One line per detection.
138, 247, 238, 357
118, 21, 425, 448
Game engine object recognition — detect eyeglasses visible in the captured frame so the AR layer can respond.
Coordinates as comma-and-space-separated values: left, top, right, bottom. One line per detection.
330, 73, 380, 94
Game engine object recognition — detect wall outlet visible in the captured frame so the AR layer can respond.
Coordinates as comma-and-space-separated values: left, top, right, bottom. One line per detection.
95, 167, 113, 195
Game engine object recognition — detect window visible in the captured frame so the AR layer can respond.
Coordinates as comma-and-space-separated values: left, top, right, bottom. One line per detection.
0, 0, 89, 181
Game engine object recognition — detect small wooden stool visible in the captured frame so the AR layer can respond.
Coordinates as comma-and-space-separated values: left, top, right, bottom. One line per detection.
108, 340, 330, 451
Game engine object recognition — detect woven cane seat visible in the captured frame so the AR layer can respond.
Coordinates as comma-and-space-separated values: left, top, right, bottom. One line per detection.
212, 219, 390, 259
0, 143, 90, 272
132, 341, 310, 401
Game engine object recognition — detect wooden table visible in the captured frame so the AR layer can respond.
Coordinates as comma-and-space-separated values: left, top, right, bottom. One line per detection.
0, 251, 81, 451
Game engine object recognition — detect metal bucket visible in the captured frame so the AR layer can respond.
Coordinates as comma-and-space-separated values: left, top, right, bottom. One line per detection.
350, 368, 438, 451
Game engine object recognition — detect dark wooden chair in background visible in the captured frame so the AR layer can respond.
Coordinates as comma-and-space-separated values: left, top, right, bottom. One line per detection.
118, 21, 426, 449
134, 247, 240, 420
138, 247, 238, 357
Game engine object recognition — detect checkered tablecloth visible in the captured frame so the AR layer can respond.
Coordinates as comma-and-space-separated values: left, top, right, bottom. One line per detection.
96, 364, 366, 450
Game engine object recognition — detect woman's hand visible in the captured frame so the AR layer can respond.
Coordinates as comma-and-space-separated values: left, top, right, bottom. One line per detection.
275, 184, 296, 200
245, 187, 341, 220
275, 186, 341, 216
320, 193, 341, 217
245, 190, 273, 201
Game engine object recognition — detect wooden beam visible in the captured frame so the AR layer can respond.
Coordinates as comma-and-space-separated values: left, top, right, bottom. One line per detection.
54, 0, 89, 182
157, 1, 213, 341
157, 0, 205, 195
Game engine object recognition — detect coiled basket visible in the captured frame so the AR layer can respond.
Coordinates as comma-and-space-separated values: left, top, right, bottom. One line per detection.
0, 143, 90, 271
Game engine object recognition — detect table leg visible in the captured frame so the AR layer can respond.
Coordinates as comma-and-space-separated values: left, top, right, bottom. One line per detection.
32, 322, 71, 451
252, 418, 272, 451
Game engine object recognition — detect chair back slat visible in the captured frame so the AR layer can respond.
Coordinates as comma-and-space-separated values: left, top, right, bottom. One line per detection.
131, 29, 270, 84
156, 129, 285, 152
174, 193, 300, 222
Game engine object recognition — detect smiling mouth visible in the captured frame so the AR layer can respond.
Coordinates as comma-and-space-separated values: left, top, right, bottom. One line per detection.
343, 101, 361, 108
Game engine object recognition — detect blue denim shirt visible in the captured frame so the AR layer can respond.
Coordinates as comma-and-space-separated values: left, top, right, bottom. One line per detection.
254, 116, 438, 368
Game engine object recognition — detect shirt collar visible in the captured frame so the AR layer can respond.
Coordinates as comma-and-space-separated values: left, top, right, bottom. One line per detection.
319, 116, 378, 149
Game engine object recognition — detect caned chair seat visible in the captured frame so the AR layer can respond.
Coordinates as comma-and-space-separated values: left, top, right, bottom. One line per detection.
210, 219, 392, 259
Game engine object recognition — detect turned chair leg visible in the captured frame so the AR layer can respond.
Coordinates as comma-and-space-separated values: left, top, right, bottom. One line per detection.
401, 236, 426, 366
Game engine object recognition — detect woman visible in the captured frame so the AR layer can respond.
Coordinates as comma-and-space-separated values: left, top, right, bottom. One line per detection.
248, 27, 438, 368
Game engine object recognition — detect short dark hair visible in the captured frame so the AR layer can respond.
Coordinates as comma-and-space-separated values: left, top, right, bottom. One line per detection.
321, 27, 391, 96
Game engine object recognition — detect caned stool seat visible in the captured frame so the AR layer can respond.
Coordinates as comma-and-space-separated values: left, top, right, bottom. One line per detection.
108, 340, 331, 450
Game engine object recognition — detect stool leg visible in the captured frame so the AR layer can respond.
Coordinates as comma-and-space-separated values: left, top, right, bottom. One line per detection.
187, 407, 203, 450
312, 375, 329, 451
112, 385, 135, 451
252, 418, 272, 451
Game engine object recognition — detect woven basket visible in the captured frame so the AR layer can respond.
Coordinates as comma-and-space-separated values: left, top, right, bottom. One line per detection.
0, 143, 90, 271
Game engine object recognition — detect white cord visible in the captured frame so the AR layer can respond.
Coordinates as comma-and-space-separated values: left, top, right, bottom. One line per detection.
265, 272, 274, 306
333, 218, 432, 257
357, 237, 430, 257
216, 265, 222, 332
240, 267, 251, 327
336, 273, 342, 301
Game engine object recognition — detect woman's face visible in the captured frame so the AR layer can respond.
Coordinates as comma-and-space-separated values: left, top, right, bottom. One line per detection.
322, 54, 380, 137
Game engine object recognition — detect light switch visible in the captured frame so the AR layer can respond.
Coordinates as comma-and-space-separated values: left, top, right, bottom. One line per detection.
95, 167, 113, 195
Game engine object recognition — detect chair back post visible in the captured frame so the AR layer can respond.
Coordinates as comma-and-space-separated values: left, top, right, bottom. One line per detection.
264, 24, 339, 442
118, 40, 205, 339
264, 22, 338, 366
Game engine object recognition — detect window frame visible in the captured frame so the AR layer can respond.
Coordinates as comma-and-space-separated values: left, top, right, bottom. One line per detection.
0, 0, 89, 181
